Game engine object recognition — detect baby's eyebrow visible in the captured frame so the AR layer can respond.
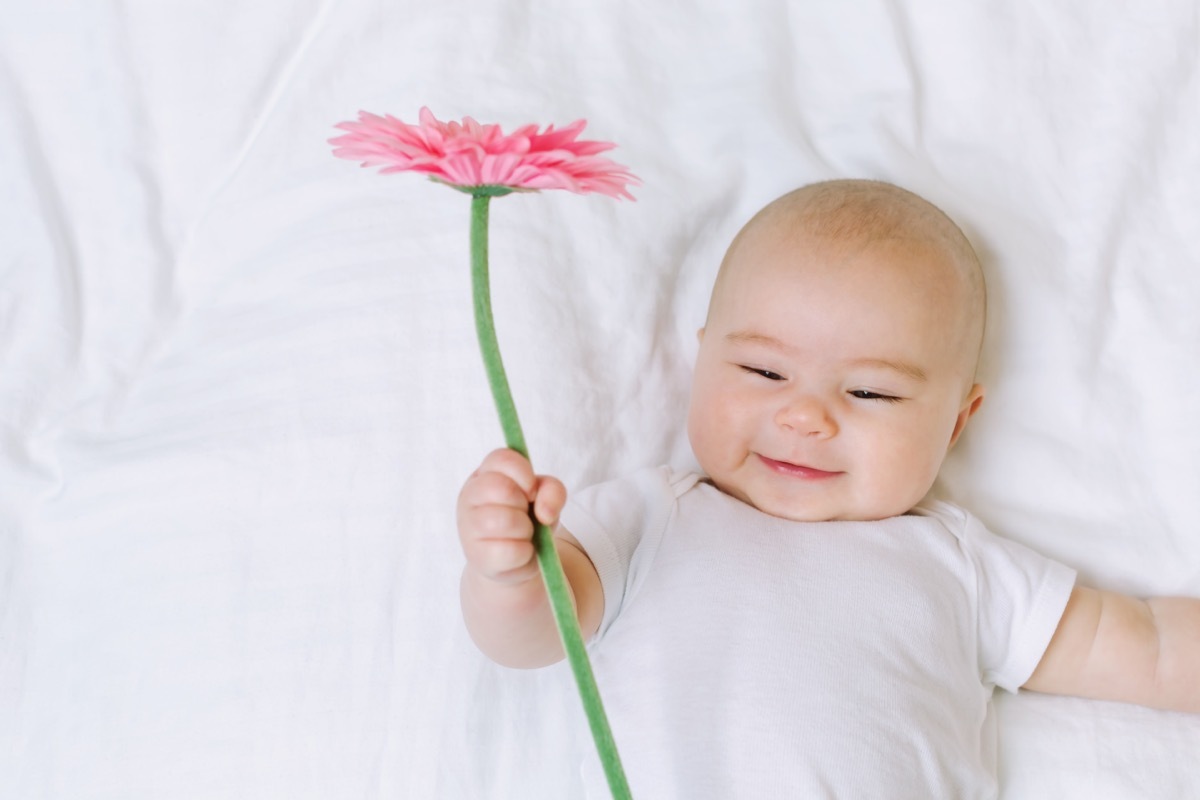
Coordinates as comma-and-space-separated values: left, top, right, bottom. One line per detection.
725, 331, 927, 382
725, 331, 795, 350
848, 358, 928, 383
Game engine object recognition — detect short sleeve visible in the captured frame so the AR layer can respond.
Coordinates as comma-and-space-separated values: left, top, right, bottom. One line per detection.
560, 467, 699, 640
956, 509, 1077, 692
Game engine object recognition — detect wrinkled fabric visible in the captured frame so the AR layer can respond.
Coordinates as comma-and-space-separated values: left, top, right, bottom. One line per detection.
0, 2, 1197, 798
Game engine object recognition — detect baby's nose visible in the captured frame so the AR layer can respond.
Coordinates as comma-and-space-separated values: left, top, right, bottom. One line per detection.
775, 396, 838, 438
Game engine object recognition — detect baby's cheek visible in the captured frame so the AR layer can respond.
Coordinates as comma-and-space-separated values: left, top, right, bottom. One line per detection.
872, 434, 941, 511
694, 416, 728, 465
903, 439, 948, 501
685, 395, 716, 465
690, 392, 745, 476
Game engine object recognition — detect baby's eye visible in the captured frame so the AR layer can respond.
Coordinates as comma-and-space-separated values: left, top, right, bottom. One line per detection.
741, 366, 785, 381
849, 389, 902, 403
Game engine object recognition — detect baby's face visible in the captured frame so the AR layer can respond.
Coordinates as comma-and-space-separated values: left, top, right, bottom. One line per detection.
687, 225, 983, 522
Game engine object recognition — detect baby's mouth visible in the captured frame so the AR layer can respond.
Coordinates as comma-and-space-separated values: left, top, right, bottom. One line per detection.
757, 454, 843, 480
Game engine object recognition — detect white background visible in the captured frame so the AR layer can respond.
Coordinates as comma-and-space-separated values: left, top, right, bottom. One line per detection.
2, 1, 1198, 797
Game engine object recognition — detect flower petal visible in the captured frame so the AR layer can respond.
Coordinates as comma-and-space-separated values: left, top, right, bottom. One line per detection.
331, 109, 639, 198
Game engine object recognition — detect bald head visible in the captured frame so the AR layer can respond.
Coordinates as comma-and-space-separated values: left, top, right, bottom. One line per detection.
710, 179, 986, 381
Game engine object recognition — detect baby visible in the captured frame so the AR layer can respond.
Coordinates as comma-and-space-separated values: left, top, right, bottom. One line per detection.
457, 180, 1199, 797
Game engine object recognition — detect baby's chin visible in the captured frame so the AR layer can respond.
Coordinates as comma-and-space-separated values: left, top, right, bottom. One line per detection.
762, 504, 907, 524
735, 486, 916, 523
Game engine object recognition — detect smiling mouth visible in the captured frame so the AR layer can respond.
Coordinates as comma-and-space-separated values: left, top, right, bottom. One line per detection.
757, 454, 843, 480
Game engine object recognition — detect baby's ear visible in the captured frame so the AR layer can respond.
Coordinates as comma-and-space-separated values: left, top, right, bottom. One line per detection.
948, 384, 985, 449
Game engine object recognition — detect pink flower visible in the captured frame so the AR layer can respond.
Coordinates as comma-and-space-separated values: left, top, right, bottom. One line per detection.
330, 107, 638, 200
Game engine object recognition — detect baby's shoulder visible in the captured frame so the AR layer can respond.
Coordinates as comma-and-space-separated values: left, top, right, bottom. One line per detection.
908, 498, 973, 533
909, 499, 1069, 581
571, 465, 701, 510
563, 465, 700, 545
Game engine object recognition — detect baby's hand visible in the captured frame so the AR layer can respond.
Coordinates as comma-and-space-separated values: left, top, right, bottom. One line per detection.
456, 448, 567, 586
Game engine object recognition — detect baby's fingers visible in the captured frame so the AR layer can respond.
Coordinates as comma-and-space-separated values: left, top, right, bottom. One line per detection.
531, 475, 567, 528
455, 448, 567, 585
460, 468, 532, 518
463, 529, 538, 584
473, 448, 537, 499
459, 448, 566, 526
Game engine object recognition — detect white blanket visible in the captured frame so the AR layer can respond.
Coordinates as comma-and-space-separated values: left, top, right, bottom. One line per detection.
2, 2, 1197, 798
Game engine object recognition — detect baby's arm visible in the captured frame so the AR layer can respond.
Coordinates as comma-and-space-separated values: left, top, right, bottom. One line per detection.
456, 448, 603, 669
1023, 586, 1199, 713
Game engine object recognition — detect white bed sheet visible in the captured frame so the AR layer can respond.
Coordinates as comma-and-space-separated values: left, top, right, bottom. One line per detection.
1, 1, 1197, 798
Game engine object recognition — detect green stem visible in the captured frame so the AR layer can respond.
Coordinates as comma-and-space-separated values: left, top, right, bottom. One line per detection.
469, 194, 633, 800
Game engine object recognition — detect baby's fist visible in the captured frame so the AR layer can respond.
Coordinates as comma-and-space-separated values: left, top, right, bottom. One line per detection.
456, 449, 567, 585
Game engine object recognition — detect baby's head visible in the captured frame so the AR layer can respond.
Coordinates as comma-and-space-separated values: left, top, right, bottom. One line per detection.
687, 179, 986, 522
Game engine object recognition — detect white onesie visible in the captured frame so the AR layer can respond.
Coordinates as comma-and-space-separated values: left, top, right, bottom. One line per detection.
561, 467, 1076, 799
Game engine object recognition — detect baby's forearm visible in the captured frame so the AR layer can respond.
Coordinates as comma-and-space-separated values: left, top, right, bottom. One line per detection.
1146, 596, 1200, 713
1026, 587, 1200, 713
460, 567, 568, 669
